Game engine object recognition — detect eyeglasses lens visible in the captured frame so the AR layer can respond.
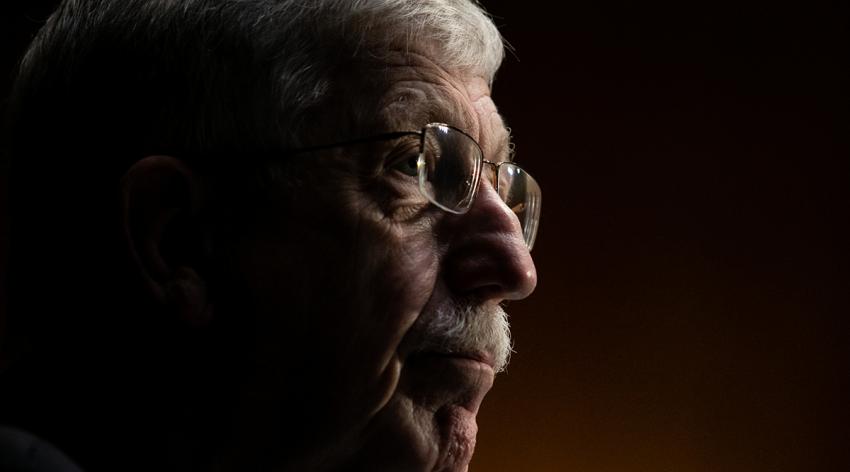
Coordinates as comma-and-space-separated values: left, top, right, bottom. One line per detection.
498, 163, 541, 250
419, 124, 540, 249
419, 125, 482, 213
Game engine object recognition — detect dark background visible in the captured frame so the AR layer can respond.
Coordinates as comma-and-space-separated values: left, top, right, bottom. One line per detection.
2, 1, 848, 471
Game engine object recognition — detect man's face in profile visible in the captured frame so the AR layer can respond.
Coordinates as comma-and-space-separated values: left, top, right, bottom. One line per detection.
225, 49, 537, 470
1, 1, 536, 471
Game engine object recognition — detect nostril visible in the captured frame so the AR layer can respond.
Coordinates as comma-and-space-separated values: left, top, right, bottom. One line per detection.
472, 284, 508, 302
443, 232, 537, 302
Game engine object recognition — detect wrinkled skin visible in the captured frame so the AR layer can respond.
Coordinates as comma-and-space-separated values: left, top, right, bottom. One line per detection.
220, 50, 537, 472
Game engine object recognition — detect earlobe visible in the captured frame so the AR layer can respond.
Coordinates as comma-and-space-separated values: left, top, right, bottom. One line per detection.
165, 266, 213, 327
121, 155, 213, 326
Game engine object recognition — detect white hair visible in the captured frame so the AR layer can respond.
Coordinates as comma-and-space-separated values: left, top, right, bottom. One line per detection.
283, 0, 505, 83
259, 0, 506, 145
16, 0, 505, 154
351, 0, 506, 84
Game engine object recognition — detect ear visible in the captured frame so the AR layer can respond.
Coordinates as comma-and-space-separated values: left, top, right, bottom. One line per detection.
121, 155, 212, 327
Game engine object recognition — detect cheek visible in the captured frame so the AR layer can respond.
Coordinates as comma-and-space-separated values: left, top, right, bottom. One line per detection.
233, 203, 441, 447
332, 218, 440, 392
329, 185, 441, 362
321, 212, 441, 435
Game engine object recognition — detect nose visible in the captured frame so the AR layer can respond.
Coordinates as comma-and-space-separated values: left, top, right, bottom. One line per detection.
442, 179, 538, 302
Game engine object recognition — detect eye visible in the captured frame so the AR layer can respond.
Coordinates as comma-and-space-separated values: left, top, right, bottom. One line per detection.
389, 153, 420, 177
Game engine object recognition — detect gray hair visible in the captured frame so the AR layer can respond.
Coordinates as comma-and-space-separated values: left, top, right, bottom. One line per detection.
262, 0, 507, 146
11, 0, 505, 157
311, 0, 505, 81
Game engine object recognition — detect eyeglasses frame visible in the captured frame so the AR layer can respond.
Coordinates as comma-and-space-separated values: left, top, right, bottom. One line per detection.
288, 122, 539, 246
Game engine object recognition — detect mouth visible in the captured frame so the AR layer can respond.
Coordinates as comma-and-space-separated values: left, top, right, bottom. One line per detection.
402, 350, 496, 408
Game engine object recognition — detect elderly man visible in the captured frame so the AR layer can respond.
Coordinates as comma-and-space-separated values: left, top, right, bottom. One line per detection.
0, 0, 539, 470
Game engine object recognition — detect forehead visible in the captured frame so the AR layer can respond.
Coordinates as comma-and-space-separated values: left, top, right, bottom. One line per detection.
354, 51, 512, 162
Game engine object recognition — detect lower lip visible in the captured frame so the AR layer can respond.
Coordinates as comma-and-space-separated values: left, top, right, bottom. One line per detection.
404, 353, 495, 403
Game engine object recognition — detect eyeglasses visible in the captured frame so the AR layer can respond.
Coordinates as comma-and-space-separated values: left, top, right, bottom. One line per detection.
292, 123, 541, 250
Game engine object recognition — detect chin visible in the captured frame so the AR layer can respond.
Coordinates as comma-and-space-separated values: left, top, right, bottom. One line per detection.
338, 354, 495, 471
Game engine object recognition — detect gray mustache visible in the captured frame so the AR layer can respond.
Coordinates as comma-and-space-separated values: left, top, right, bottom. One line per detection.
408, 302, 513, 373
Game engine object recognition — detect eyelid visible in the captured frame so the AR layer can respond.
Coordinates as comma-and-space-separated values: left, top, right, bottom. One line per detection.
378, 139, 421, 181
383, 136, 421, 166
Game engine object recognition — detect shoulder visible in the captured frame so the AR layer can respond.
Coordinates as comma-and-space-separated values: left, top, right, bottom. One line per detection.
0, 426, 84, 472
